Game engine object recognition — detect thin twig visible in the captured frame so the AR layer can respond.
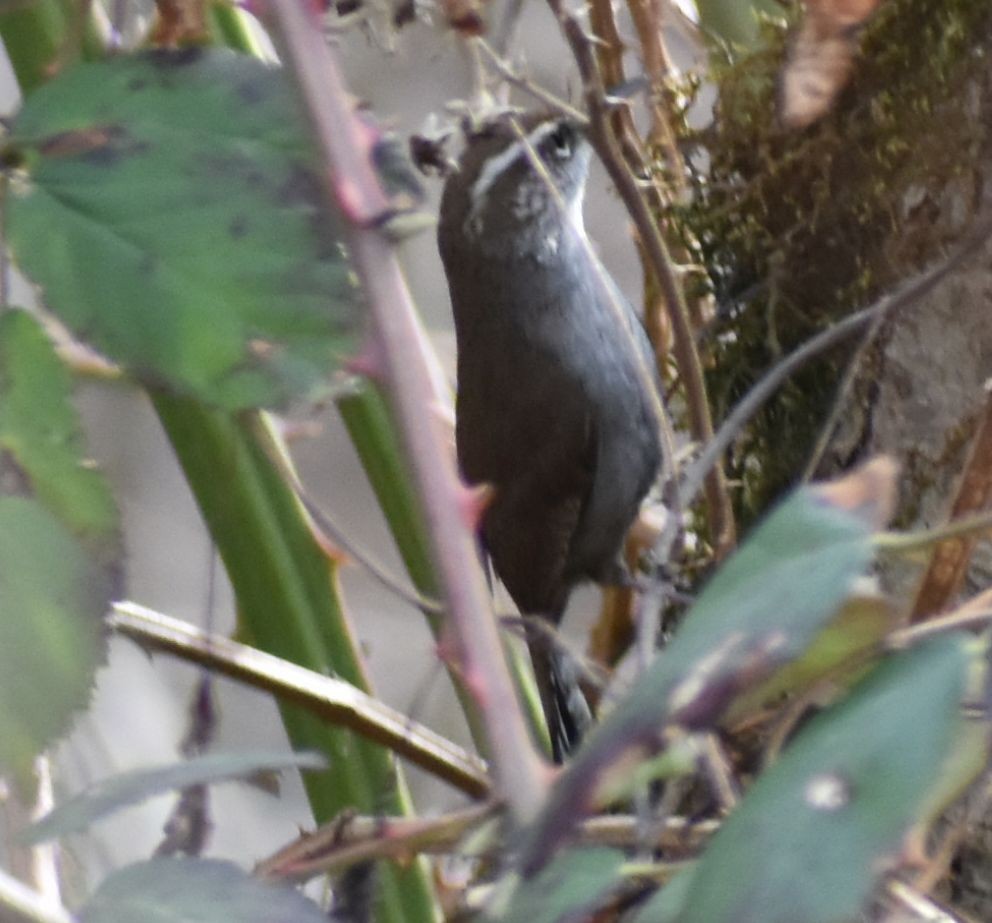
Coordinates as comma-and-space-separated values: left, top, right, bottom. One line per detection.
474, 38, 587, 124
547, 0, 735, 555
682, 306, 878, 507
889, 587, 992, 649
803, 209, 992, 481
625, 0, 686, 194
296, 484, 443, 615
699, 733, 739, 811
257, 802, 499, 881
583, 0, 682, 495
875, 510, 992, 556
890, 607, 992, 646
256, 802, 718, 883
489, 0, 525, 55
263, 0, 547, 823
110, 602, 490, 798
586, 0, 638, 159
686, 210, 992, 508
247, 412, 445, 615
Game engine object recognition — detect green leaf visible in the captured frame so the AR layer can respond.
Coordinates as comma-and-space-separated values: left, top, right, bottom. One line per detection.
0, 309, 118, 560
666, 636, 970, 923
23, 749, 328, 844
0, 310, 117, 774
80, 858, 330, 923
4, 49, 361, 411
492, 848, 625, 923
632, 867, 695, 923
603, 479, 876, 747
520, 470, 886, 873
724, 589, 896, 725
0, 496, 110, 775
694, 0, 783, 48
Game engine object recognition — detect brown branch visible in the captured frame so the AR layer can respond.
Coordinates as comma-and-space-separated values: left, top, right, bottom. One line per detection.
586, 0, 677, 372
256, 802, 718, 883
110, 603, 491, 799
625, 0, 686, 195
910, 387, 992, 623
585, 0, 678, 461
548, 0, 736, 556
256, 802, 499, 881
263, 0, 548, 824
587, 0, 638, 158
682, 306, 879, 508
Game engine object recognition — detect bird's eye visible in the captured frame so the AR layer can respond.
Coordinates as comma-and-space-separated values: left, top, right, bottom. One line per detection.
547, 123, 572, 159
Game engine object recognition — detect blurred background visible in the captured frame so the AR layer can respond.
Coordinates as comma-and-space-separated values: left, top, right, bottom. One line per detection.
0, 2, 703, 892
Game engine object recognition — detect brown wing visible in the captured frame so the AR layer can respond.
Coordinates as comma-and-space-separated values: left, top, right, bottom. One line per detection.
457, 352, 597, 620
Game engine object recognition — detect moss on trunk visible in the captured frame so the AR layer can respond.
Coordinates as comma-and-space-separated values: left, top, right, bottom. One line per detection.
677, 0, 992, 524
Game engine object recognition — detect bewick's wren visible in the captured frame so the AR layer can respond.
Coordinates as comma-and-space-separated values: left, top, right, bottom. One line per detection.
437, 113, 662, 758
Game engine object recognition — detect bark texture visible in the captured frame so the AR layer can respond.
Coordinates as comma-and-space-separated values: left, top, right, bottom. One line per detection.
682, 0, 992, 914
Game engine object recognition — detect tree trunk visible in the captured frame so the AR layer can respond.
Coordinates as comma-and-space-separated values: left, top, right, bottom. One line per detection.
683, 0, 992, 914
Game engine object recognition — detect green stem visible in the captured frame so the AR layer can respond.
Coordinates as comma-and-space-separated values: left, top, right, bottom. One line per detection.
338, 384, 549, 754
0, 10, 441, 920
153, 394, 440, 923
337, 387, 439, 622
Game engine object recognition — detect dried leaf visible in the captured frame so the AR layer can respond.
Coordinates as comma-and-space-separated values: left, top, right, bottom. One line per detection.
779, 0, 884, 129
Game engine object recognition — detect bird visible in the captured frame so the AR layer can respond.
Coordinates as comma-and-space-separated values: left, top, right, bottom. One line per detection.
437, 111, 662, 759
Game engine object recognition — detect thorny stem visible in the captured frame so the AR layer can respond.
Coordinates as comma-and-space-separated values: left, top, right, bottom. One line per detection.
547, 0, 736, 557
624, 0, 686, 192
257, 804, 718, 883
586, 0, 633, 150
263, 0, 547, 824
256, 803, 500, 881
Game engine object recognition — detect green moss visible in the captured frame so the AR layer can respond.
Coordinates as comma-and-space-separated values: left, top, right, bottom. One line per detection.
676, 0, 992, 525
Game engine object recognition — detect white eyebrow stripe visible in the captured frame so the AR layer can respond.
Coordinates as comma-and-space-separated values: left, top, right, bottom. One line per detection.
468, 121, 559, 214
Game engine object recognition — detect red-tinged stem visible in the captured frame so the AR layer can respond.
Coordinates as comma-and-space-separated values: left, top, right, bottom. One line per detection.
263, 0, 548, 825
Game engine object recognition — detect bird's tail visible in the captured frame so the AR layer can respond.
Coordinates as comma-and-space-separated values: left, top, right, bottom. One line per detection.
529, 641, 593, 763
